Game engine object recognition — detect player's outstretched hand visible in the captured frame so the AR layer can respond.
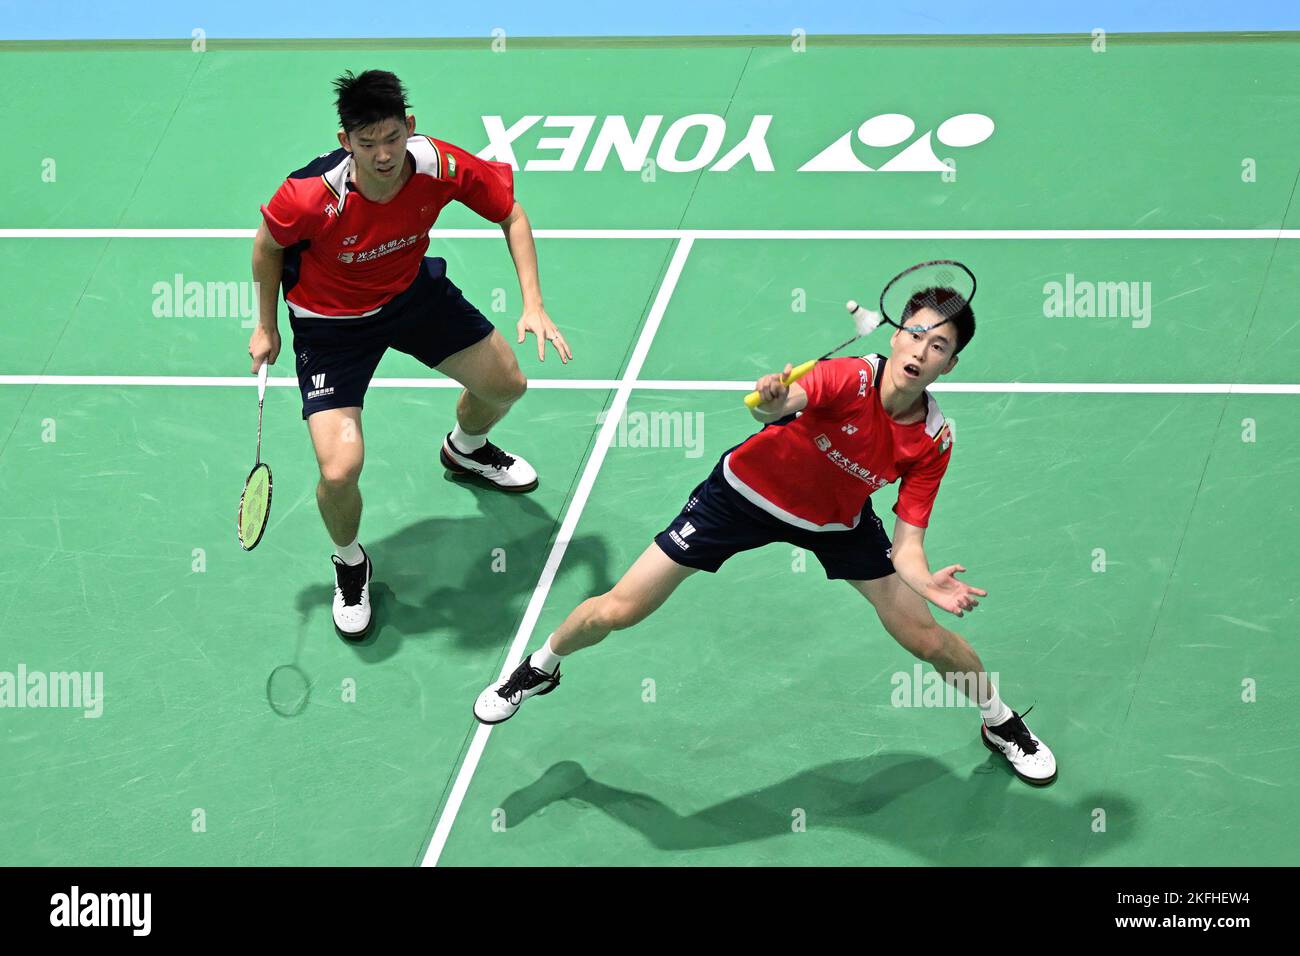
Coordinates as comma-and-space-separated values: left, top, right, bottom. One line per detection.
925, 564, 987, 617
755, 363, 794, 407
248, 325, 281, 374
517, 306, 572, 364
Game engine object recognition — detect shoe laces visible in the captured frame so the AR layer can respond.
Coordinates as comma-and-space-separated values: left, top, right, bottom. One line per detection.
333, 556, 367, 607
991, 705, 1039, 755
470, 440, 516, 470
497, 660, 556, 704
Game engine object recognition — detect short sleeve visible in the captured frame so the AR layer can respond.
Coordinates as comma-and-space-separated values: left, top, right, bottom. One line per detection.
437, 140, 515, 223
260, 177, 322, 247
799, 357, 867, 416
894, 440, 951, 528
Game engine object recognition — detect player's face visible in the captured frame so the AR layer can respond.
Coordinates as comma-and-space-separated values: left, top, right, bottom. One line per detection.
342, 115, 414, 180
889, 307, 958, 389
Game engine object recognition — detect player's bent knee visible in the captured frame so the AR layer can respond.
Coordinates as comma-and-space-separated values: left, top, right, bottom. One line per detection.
496, 367, 528, 405
892, 619, 946, 662
594, 593, 646, 632
319, 458, 363, 488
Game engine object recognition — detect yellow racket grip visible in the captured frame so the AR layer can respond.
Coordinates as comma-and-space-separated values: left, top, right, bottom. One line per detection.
743, 359, 818, 408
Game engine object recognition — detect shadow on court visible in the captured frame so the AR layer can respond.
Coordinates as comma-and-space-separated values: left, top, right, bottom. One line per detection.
292, 480, 618, 662
498, 753, 1136, 864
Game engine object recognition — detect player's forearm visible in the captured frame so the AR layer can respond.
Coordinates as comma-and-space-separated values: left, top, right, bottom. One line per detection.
501, 202, 543, 311
251, 243, 284, 331
891, 543, 934, 597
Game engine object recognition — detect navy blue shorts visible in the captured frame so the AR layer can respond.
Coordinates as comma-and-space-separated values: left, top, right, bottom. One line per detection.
288, 257, 495, 420
654, 455, 896, 581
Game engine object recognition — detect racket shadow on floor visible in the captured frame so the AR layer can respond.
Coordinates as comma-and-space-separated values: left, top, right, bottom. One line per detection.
265, 615, 313, 717
496, 753, 1138, 864
292, 483, 617, 661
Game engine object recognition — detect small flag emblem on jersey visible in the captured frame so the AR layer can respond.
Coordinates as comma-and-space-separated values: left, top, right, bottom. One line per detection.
447, 154, 457, 176
937, 424, 952, 453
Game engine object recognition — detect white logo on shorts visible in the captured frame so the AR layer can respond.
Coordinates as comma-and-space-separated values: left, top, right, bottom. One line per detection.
307, 372, 335, 400
681, 522, 696, 538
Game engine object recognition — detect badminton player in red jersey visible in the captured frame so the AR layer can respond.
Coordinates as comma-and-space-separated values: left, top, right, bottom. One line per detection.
475, 290, 1057, 786
248, 70, 570, 641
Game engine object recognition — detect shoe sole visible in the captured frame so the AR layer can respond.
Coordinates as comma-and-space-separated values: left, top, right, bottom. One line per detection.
981, 724, 1058, 786
334, 618, 372, 643
472, 676, 560, 725
440, 445, 539, 494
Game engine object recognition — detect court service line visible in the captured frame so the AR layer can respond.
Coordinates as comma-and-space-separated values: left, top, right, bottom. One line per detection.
418, 235, 696, 868
1, 375, 1295, 395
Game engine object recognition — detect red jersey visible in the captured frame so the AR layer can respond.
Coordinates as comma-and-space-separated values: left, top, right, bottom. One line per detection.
260, 135, 515, 318
725, 354, 953, 530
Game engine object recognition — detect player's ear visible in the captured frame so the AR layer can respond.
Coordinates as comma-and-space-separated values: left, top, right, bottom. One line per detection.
942, 354, 959, 375
337, 128, 350, 152
406, 114, 416, 135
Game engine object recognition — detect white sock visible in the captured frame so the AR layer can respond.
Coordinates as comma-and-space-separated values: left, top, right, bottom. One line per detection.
529, 635, 564, 674
334, 538, 365, 566
980, 685, 1012, 727
450, 423, 487, 453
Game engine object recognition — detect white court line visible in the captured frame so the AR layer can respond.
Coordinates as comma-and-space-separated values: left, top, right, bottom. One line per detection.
0, 375, 624, 389
418, 235, 696, 868
1, 228, 1298, 240
2, 375, 1296, 395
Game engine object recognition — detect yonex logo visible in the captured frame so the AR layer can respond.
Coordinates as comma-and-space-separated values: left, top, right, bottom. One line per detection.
841, 424, 858, 435
341, 234, 359, 246
478, 111, 995, 174
799, 113, 995, 173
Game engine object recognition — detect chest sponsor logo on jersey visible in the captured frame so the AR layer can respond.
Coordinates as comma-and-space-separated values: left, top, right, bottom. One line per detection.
476, 111, 994, 174
337, 232, 424, 263
824, 447, 891, 489
813, 431, 888, 486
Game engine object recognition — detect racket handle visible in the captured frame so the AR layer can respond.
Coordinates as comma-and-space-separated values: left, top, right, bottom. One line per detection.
256, 361, 268, 403
743, 359, 818, 409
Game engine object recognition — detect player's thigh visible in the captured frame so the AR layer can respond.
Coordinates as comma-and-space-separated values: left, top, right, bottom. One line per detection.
306, 406, 365, 484
847, 573, 944, 656
435, 330, 526, 404
602, 543, 698, 625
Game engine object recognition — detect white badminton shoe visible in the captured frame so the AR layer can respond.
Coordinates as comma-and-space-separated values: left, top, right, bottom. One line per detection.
981, 707, 1057, 785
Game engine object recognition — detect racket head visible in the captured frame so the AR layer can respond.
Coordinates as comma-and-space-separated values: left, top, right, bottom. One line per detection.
237, 462, 273, 551
266, 663, 310, 717
879, 260, 977, 336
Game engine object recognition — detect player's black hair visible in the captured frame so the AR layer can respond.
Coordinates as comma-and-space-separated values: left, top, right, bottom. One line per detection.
333, 69, 411, 134
902, 286, 976, 354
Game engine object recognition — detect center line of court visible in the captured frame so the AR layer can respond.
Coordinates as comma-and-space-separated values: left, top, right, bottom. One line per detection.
418, 235, 695, 868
